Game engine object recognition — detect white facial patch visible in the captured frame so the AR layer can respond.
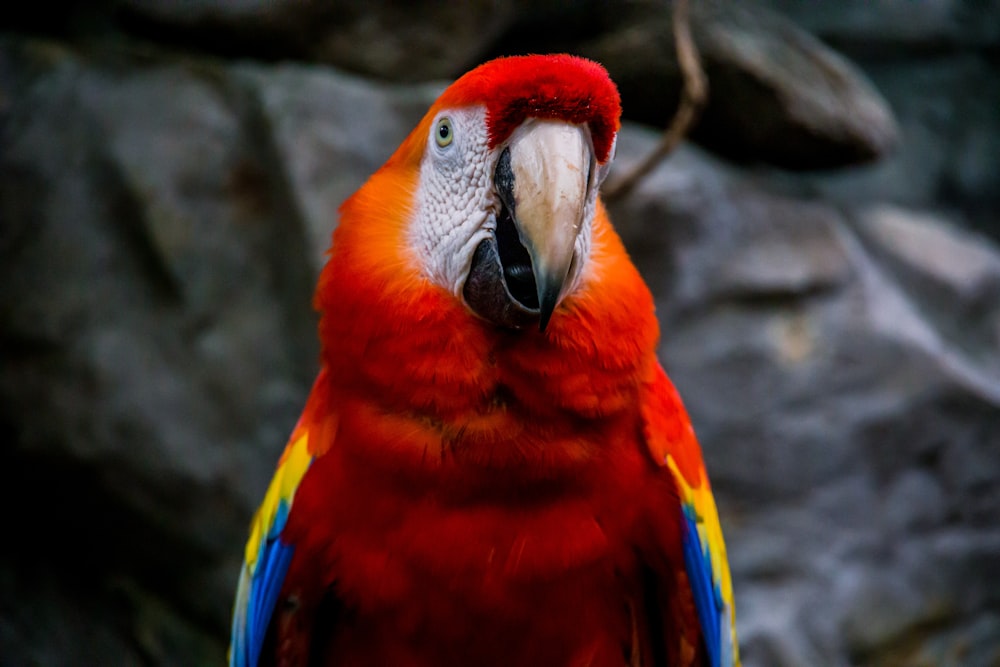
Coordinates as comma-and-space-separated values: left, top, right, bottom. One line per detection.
409, 106, 611, 304
410, 106, 496, 296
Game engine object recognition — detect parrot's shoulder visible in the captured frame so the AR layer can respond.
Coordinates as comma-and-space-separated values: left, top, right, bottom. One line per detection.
640, 362, 740, 667
640, 362, 703, 485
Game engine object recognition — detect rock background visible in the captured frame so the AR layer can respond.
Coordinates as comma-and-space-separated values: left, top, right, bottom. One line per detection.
1, 1, 999, 665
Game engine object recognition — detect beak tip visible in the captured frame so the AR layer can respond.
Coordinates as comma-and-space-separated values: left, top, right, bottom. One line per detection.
536, 280, 561, 333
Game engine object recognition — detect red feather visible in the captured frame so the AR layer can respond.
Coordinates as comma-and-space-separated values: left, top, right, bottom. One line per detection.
439, 54, 621, 163
232, 53, 735, 667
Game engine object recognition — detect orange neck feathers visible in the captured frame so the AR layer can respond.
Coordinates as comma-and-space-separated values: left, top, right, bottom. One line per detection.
311, 54, 648, 477
316, 176, 658, 425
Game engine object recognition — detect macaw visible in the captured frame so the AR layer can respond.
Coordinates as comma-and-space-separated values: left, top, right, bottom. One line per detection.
229, 54, 739, 667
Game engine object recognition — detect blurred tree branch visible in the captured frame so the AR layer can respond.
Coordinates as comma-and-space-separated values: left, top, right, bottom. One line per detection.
602, 0, 708, 202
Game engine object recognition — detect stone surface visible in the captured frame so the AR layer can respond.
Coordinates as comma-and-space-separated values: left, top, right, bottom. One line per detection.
1, 10, 999, 666
230, 63, 442, 269
770, 54, 1000, 241
763, 0, 1000, 54
0, 38, 318, 663
611, 125, 1000, 667
114, 0, 520, 81
688, 0, 898, 168
4, 0, 901, 170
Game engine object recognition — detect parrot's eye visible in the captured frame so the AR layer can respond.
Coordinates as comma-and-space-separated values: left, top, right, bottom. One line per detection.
435, 118, 454, 148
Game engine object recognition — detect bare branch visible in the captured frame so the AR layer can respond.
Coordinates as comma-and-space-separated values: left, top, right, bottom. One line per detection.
602, 0, 708, 202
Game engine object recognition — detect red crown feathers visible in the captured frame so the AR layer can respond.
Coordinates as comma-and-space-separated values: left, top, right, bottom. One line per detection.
439, 54, 622, 164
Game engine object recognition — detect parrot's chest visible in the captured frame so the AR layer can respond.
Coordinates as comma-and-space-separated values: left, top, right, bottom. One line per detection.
326, 508, 657, 664
283, 438, 682, 666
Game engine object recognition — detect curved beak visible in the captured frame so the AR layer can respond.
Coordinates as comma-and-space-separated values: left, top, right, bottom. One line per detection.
497, 121, 592, 331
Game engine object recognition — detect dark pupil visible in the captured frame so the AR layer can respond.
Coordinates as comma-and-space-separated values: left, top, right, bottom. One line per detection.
439, 124, 449, 140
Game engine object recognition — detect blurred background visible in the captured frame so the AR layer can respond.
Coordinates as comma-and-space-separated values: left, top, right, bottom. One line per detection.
1, 1, 999, 665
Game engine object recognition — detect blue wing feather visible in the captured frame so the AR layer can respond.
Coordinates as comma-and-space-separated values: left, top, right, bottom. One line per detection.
250, 503, 294, 642
682, 505, 723, 667
230, 431, 315, 667
230, 504, 296, 667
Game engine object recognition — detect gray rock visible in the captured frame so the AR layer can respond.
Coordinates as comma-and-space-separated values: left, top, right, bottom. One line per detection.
901, 612, 1000, 667
13, 0, 903, 171
857, 205, 1000, 379
2, 18, 999, 667
882, 469, 948, 533
860, 205, 1000, 299
763, 0, 1000, 54
770, 54, 1000, 240
691, 0, 899, 168
610, 124, 1000, 666
0, 37, 319, 658
115, 0, 520, 80
565, 0, 899, 169
231, 63, 442, 270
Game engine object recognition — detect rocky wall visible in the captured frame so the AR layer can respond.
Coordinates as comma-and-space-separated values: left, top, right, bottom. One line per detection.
1, 1, 998, 664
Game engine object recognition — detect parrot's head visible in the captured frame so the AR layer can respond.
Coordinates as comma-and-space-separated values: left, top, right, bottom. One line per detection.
331, 54, 622, 334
